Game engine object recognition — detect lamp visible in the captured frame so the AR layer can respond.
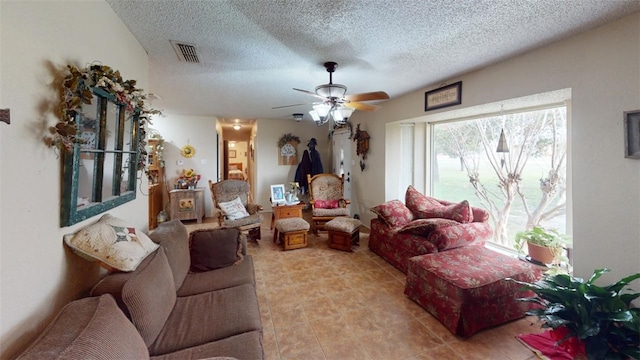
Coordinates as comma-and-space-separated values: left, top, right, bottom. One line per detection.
333, 106, 354, 125
313, 103, 331, 118
293, 113, 303, 122
315, 84, 347, 99
309, 110, 329, 126
233, 124, 241, 130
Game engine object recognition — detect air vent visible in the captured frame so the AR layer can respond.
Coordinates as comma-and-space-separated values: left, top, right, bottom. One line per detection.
170, 40, 200, 63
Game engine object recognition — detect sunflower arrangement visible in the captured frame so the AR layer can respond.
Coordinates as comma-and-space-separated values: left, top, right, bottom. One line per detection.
177, 168, 201, 189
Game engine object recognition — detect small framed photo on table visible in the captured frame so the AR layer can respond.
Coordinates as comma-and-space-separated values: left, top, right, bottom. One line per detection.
270, 184, 286, 204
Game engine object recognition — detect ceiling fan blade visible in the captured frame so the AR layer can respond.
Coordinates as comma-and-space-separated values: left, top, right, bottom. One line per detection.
347, 101, 381, 112
344, 91, 389, 102
293, 88, 326, 100
271, 103, 311, 109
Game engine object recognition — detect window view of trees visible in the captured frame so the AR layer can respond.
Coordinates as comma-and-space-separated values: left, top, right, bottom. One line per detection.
432, 106, 567, 248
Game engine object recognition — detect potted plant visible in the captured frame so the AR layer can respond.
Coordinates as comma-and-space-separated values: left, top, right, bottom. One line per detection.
514, 226, 571, 265
511, 269, 640, 359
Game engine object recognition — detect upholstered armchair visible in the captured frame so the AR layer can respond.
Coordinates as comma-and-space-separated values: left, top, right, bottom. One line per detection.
209, 179, 263, 241
307, 173, 350, 234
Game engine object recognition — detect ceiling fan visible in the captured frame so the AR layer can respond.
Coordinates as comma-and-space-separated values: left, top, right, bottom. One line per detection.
273, 61, 389, 125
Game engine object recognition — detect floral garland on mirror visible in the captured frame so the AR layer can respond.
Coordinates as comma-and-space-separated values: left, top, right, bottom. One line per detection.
45, 63, 162, 171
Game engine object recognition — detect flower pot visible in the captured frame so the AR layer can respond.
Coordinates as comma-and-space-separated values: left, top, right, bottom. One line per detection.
527, 242, 558, 264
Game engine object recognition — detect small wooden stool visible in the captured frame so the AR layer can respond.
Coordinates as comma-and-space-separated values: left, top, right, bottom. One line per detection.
325, 217, 361, 252
274, 218, 310, 251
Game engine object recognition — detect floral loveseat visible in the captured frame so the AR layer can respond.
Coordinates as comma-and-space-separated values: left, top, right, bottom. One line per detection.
369, 186, 493, 273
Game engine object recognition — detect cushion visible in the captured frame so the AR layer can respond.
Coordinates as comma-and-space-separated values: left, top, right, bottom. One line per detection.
189, 228, 244, 272
122, 247, 177, 347
218, 197, 250, 220
314, 199, 339, 209
398, 218, 460, 236
64, 213, 159, 272
370, 200, 414, 228
405, 185, 441, 216
275, 218, 310, 232
405, 186, 473, 223
325, 217, 362, 232
149, 220, 190, 290
16, 295, 148, 360
425, 200, 473, 223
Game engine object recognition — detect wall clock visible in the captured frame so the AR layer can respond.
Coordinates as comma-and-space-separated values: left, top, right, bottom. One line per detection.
181, 144, 195, 158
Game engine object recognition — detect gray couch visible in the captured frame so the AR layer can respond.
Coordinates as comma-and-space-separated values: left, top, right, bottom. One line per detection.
17, 220, 263, 360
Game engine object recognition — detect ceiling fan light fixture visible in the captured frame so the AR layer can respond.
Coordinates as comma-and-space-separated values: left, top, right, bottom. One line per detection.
309, 110, 320, 122
333, 106, 354, 124
293, 113, 303, 122
312, 103, 331, 117
315, 84, 347, 99
309, 110, 328, 126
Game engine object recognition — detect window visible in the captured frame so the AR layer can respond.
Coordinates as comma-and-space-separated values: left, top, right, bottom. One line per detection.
61, 88, 140, 226
430, 106, 568, 250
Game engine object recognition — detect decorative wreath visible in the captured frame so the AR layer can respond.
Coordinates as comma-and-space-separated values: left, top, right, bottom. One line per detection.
181, 144, 196, 158
45, 62, 162, 171
277, 133, 300, 148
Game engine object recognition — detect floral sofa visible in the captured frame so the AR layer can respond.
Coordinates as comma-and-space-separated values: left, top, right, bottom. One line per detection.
369, 186, 493, 273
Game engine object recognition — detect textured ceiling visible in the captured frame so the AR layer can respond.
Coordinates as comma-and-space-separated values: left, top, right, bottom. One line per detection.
106, 0, 640, 123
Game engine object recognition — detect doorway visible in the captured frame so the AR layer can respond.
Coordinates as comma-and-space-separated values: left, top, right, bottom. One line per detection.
332, 129, 352, 208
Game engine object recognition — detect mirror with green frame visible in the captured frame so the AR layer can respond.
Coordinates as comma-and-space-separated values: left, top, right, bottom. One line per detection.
61, 88, 140, 226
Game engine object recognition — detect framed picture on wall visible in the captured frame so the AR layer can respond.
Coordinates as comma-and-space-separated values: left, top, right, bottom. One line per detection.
270, 184, 286, 204
229, 150, 237, 158
425, 81, 462, 111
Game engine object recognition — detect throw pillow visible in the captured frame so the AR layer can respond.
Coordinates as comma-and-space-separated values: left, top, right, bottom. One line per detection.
314, 199, 339, 209
419, 200, 473, 223
398, 218, 460, 236
405, 185, 442, 218
218, 197, 250, 220
189, 227, 244, 272
370, 200, 414, 228
64, 214, 159, 272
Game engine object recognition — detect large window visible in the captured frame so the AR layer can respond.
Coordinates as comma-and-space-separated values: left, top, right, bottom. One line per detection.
431, 106, 568, 250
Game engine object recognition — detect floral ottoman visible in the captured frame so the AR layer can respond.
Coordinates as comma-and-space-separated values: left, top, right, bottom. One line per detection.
404, 245, 542, 337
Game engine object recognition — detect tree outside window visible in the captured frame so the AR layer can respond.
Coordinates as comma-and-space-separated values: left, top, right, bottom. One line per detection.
432, 106, 567, 249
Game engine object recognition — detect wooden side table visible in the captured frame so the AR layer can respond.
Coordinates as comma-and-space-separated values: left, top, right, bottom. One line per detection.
169, 188, 204, 223
270, 202, 305, 229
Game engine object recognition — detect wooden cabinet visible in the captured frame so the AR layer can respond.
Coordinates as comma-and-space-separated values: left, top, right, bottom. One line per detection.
169, 188, 204, 223
147, 138, 165, 229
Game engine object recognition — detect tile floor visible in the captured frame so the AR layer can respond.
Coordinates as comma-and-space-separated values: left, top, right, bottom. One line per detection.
187, 215, 542, 360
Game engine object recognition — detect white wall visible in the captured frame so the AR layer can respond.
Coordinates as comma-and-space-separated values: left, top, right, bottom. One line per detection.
151, 114, 219, 217
255, 118, 330, 210
0, 1, 151, 358
353, 13, 640, 283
